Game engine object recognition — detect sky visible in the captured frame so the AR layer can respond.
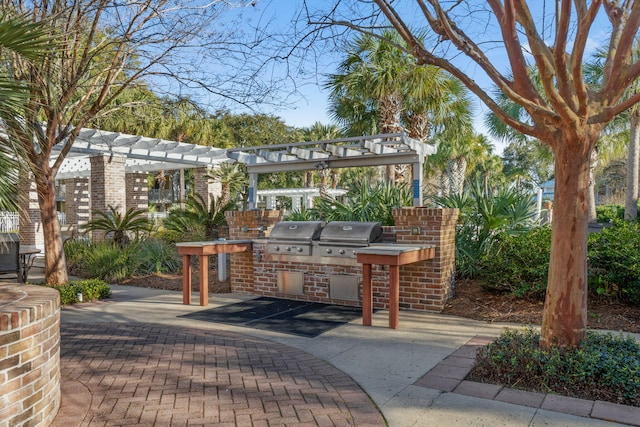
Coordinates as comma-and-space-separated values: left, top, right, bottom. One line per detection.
206, 0, 611, 157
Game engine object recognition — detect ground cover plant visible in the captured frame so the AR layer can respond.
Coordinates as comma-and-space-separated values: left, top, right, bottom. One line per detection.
469, 328, 640, 407
36, 279, 111, 305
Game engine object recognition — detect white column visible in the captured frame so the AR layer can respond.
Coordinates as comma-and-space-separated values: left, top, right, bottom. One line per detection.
248, 173, 258, 210
412, 161, 424, 206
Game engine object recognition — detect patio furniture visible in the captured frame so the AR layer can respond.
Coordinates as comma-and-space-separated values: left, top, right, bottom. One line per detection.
19, 245, 41, 282
0, 233, 22, 283
356, 244, 436, 329
176, 240, 252, 306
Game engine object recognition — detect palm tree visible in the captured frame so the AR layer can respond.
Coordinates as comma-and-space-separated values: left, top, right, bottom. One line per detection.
181, 194, 232, 241
302, 122, 342, 196
205, 163, 247, 207
0, 16, 52, 212
327, 30, 472, 186
584, 46, 640, 219
83, 206, 152, 247
327, 30, 413, 182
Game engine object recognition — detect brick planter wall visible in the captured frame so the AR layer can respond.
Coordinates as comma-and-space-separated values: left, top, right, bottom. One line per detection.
224, 208, 458, 312
225, 210, 283, 294
392, 207, 459, 311
0, 285, 61, 427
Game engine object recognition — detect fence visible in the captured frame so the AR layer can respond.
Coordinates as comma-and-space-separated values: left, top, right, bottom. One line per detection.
0, 211, 66, 232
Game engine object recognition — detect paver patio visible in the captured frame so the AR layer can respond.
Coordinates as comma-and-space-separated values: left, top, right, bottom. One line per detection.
52, 323, 384, 427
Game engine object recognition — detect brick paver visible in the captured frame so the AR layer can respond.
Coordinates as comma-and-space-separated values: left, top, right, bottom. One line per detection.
52, 323, 384, 426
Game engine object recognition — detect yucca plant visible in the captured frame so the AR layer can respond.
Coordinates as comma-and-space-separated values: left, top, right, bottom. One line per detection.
310, 180, 411, 225
434, 178, 537, 277
83, 205, 152, 247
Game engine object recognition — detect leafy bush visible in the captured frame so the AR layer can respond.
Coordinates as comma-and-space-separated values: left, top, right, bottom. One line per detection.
137, 238, 181, 274
596, 204, 624, 223
470, 328, 640, 406
307, 180, 412, 225
38, 279, 111, 304
64, 238, 92, 276
476, 226, 551, 299
81, 241, 144, 283
434, 180, 537, 277
588, 220, 640, 304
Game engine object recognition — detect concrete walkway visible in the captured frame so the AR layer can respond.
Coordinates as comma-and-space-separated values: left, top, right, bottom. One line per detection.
55, 285, 638, 426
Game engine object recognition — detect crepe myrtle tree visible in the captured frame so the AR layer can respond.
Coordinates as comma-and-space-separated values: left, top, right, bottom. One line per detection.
0, 0, 267, 285
304, 1, 640, 349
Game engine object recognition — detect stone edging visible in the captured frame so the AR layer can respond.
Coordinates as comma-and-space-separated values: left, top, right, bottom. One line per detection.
414, 335, 640, 427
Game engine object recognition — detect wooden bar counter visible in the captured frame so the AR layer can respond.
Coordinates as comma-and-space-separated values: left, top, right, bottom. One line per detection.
176, 240, 252, 306
356, 244, 436, 329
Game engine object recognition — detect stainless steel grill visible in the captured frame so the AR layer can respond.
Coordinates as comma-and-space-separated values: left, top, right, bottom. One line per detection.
267, 220, 382, 259
267, 221, 323, 256
315, 221, 383, 258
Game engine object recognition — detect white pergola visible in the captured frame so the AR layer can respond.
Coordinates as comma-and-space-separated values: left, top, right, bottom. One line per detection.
228, 133, 437, 209
52, 128, 229, 179
257, 188, 348, 210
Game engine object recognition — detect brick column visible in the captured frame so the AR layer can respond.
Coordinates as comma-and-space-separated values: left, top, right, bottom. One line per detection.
90, 154, 126, 241
126, 172, 148, 211
392, 207, 459, 312
0, 285, 60, 427
193, 167, 222, 207
225, 210, 284, 294
17, 169, 43, 248
64, 178, 90, 227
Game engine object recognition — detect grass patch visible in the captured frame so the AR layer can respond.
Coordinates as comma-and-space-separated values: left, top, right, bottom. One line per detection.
469, 328, 640, 407
36, 279, 112, 305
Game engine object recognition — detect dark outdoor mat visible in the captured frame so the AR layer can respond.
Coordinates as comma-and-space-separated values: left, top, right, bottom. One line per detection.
179, 297, 363, 338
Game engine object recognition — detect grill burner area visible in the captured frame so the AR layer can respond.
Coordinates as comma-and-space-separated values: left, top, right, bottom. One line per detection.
266, 221, 383, 259
267, 221, 323, 256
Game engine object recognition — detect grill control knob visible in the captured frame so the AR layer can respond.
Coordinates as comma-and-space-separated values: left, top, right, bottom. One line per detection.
285, 246, 292, 252
273, 246, 280, 252
296, 247, 303, 253
325, 248, 332, 254
338, 249, 345, 255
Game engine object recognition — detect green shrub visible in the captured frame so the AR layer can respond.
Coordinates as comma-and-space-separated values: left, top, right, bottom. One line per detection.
82, 241, 144, 283
596, 204, 625, 223
63, 238, 92, 276
476, 226, 551, 299
588, 220, 640, 304
470, 328, 640, 406
434, 179, 537, 277
37, 279, 111, 304
137, 238, 181, 274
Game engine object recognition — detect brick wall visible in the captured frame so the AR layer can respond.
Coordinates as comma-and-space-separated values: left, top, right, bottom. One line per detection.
125, 173, 149, 211
225, 210, 284, 294
64, 178, 90, 227
17, 169, 43, 248
89, 154, 127, 241
224, 208, 459, 312
393, 207, 459, 311
193, 167, 222, 208
0, 285, 61, 427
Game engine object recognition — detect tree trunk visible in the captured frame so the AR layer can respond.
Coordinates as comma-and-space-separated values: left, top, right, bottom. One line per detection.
319, 168, 330, 198
447, 158, 467, 196
625, 113, 640, 220
35, 166, 68, 285
540, 143, 590, 349
586, 150, 598, 222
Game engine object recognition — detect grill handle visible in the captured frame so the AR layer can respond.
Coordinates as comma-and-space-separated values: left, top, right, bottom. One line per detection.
240, 226, 267, 232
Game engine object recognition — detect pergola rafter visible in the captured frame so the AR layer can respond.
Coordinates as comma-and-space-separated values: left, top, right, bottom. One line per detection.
227, 133, 436, 208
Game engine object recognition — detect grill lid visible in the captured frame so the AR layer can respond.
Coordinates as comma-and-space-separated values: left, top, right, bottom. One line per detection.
319, 221, 383, 245
269, 221, 323, 242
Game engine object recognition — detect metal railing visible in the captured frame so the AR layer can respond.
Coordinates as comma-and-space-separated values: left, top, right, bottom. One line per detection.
0, 211, 66, 232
